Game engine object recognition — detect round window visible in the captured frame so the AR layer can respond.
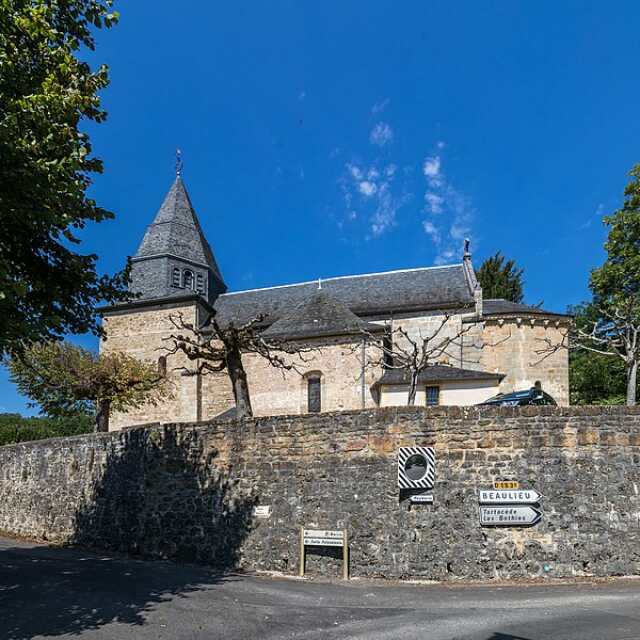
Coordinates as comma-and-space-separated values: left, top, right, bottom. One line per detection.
404, 454, 428, 481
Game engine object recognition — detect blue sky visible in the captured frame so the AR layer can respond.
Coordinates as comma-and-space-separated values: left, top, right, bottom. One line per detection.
3, 1, 640, 414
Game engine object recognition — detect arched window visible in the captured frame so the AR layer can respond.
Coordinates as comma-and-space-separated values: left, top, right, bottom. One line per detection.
307, 375, 321, 413
172, 267, 181, 287
183, 269, 194, 289
157, 356, 167, 377
196, 273, 205, 294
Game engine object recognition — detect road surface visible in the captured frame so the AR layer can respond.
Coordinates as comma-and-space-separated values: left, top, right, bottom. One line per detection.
1, 537, 639, 639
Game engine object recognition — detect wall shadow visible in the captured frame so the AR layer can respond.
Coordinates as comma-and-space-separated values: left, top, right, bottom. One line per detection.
0, 542, 234, 640
72, 426, 257, 568
0, 425, 256, 639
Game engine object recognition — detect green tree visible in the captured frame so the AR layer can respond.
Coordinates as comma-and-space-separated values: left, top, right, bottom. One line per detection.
476, 252, 524, 303
9, 341, 170, 432
586, 165, 640, 405
0, 1, 130, 358
0, 412, 92, 445
568, 303, 627, 405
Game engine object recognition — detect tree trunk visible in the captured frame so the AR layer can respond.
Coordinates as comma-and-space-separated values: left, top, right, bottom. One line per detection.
627, 359, 638, 406
407, 371, 418, 406
226, 345, 253, 418
96, 399, 111, 432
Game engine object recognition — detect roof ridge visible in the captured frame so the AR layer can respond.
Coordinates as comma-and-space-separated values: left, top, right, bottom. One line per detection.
222, 263, 464, 297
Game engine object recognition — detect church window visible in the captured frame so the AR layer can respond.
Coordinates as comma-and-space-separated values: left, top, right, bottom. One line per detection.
172, 268, 181, 287
307, 376, 321, 413
183, 269, 194, 289
425, 385, 440, 406
157, 356, 167, 377
196, 273, 205, 294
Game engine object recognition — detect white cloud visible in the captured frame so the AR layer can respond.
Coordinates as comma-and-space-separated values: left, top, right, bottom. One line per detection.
358, 181, 377, 197
369, 122, 394, 147
371, 98, 390, 114
423, 155, 441, 179
340, 160, 412, 237
424, 192, 444, 214
421, 147, 475, 265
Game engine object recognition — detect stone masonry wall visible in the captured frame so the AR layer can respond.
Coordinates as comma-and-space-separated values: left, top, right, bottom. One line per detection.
1, 407, 639, 581
479, 318, 570, 405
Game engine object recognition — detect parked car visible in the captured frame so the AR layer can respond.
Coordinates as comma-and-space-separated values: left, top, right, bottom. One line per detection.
478, 385, 557, 407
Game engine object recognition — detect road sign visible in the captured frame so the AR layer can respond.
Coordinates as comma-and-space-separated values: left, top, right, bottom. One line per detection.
409, 494, 434, 504
478, 489, 541, 504
494, 481, 519, 490
253, 505, 271, 518
398, 447, 435, 490
479, 506, 542, 526
300, 528, 349, 579
302, 529, 344, 547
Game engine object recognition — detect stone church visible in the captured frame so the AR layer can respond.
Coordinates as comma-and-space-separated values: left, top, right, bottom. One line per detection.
101, 176, 570, 430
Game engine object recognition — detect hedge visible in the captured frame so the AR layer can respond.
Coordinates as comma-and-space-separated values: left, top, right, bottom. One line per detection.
0, 413, 93, 446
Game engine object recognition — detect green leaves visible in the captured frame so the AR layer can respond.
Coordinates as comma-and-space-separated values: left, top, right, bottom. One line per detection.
476, 252, 524, 303
8, 341, 171, 428
0, 0, 129, 358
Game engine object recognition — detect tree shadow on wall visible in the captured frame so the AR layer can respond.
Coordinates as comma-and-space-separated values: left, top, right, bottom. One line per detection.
0, 425, 256, 640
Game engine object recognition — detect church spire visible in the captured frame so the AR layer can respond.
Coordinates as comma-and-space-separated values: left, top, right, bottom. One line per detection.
129, 171, 226, 303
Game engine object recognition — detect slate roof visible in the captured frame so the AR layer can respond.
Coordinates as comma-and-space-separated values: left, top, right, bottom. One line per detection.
214, 265, 475, 327
482, 299, 570, 318
262, 289, 384, 340
134, 176, 226, 285
374, 365, 505, 386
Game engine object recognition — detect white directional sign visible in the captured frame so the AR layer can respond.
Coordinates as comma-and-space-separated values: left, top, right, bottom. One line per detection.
479, 506, 542, 526
303, 529, 345, 547
409, 494, 434, 504
478, 489, 541, 504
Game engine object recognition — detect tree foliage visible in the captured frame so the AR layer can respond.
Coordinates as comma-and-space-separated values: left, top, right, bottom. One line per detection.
568, 303, 627, 405
0, 412, 92, 446
9, 341, 169, 431
476, 252, 524, 303
0, 1, 130, 358
537, 165, 640, 405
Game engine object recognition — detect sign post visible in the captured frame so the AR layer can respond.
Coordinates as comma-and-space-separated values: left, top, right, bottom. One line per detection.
300, 528, 349, 579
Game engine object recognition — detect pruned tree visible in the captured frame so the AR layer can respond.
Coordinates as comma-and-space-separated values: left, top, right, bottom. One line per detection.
9, 341, 169, 432
360, 314, 490, 405
535, 164, 640, 406
476, 252, 524, 303
163, 311, 316, 418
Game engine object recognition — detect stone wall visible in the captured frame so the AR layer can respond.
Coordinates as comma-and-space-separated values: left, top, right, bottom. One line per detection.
479, 318, 570, 405
1, 407, 639, 580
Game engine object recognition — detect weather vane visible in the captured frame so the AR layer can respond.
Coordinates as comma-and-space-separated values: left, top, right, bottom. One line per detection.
175, 148, 183, 177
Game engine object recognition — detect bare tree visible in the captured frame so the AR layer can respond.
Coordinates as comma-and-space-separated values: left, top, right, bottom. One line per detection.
534, 301, 640, 406
162, 310, 316, 418
361, 314, 486, 406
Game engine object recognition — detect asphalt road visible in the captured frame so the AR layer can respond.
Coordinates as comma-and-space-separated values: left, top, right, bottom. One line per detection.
1, 537, 639, 640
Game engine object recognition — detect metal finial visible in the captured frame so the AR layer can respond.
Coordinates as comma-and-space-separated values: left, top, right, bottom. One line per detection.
463, 238, 471, 257
175, 148, 183, 177
317, 277, 322, 290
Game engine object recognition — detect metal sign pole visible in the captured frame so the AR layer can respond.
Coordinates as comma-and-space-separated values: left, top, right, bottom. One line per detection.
299, 526, 305, 577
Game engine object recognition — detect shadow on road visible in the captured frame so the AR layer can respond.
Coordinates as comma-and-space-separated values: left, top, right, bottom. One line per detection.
0, 543, 232, 640
485, 633, 533, 640
0, 425, 256, 639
